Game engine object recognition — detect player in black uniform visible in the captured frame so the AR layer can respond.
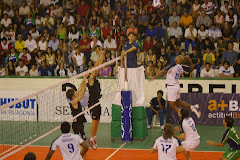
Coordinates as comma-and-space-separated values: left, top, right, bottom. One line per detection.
66, 74, 88, 141
87, 47, 105, 150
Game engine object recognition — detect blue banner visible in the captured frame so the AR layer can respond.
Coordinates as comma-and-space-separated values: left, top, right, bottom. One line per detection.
121, 91, 132, 142
166, 93, 240, 125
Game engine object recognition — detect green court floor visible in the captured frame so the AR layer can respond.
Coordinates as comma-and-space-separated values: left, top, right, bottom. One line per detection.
32, 123, 231, 152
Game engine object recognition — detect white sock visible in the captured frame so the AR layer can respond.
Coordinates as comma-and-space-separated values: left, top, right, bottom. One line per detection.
190, 105, 194, 110
94, 136, 96, 140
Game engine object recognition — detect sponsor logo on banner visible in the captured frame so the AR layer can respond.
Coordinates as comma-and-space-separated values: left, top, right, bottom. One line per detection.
166, 93, 240, 125
0, 91, 37, 121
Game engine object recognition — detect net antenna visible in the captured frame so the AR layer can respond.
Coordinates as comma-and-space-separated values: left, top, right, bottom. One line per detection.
0, 57, 120, 159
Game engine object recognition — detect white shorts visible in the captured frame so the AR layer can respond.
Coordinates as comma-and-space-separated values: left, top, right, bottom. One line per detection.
167, 85, 180, 102
182, 138, 200, 152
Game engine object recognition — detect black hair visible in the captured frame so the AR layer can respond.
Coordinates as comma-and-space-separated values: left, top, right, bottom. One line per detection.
223, 61, 230, 66
205, 62, 211, 66
61, 121, 71, 133
180, 108, 189, 120
192, 47, 197, 51
225, 116, 234, 127
128, 32, 135, 37
157, 90, 163, 95
24, 152, 36, 160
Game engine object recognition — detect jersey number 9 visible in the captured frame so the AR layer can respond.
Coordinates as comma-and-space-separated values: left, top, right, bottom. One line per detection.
68, 143, 75, 153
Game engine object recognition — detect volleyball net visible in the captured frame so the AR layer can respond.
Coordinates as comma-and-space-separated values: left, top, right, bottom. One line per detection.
0, 57, 120, 159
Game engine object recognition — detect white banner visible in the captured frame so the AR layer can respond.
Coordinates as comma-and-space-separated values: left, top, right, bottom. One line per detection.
0, 91, 37, 121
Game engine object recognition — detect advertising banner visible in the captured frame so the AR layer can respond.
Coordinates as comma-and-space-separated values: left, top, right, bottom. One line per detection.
166, 93, 240, 125
0, 91, 37, 121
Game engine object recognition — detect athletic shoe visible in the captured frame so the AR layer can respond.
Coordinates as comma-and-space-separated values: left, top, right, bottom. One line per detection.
191, 105, 201, 118
147, 125, 151, 129
161, 126, 164, 130
88, 137, 97, 150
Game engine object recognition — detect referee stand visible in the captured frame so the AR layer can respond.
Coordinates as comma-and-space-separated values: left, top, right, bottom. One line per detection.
111, 56, 148, 141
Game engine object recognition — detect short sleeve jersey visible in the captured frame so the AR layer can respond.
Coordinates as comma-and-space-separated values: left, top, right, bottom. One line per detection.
179, 117, 200, 141
221, 127, 240, 150
166, 63, 190, 85
122, 41, 139, 68
50, 133, 84, 160
153, 136, 181, 160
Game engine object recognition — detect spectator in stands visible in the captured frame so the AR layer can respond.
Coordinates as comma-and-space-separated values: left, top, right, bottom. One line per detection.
200, 63, 215, 78
116, 35, 125, 56
168, 11, 180, 28
221, 1, 232, 15
101, 21, 112, 41
121, 32, 139, 68
155, 60, 163, 75
57, 62, 68, 77
137, 48, 144, 67
79, 33, 91, 65
29, 64, 38, 76
105, 50, 115, 62
180, 11, 193, 30
222, 22, 233, 43
90, 10, 100, 28
38, 60, 52, 76
216, 37, 227, 67
6, 48, 19, 66
168, 21, 182, 43
197, 24, 208, 46
43, 13, 54, 35
101, 0, 111, 20
1, 14, 12, 29
35, 50, 45, 68
191, 0, 201, 23
25, 34, 37, 58
91, 35, 102, 52
221, 42, 238, 66
54, 3, 63, 18
143, 36, 154, 54
203, 47, 216, 68
24, 13, 36, 28
73, 47, 85, 73
24, 152, 36, 160
208, 23, 222, 43
167, 36, 180, 64
79, 25, 90, 38
67, 64, 77, 77
184, 23, 197, 53
16, 59, 28, 76
19, 1, 30, 16
146, 23, 158, 39
145, 48, 156, 66
234, 57, 240, 77
145, 60, 155, 78
190, 47, 202, 77
196, 10, 212, 29
29, 27, 40, 42
3, 6, 14, 18
104, 34, 117, 54
78, 0, 90, 20
0, 65, 5, 76
202, 38, 215, 54
46, 47, 56, 73
37, 36, 48, 54
158, 47, 169, 68
48, 35, 59, 52
169, 1, 181, 15
225, 8, 237, 33
201, 0, 217, 19
99, 61, 112, 77
19, 48, 31, 67
0, 37, 12, 56
219, 61, 234, 78
214, 10, 225, 29
115, 1, 126, 20
56, 23, 67, 41
138, 9, 149, 37
5, 60, 15, 76
56, 49, 65, 66
126, 22, 138, 36
62, 11, 74, 29
19, 24, 29, 41
147, 90, 165, 129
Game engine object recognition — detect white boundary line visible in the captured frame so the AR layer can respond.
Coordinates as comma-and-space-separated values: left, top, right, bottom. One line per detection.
105, 142, 127, 160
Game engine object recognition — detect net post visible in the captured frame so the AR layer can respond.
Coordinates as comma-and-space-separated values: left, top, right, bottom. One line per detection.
124, 56, 128, 91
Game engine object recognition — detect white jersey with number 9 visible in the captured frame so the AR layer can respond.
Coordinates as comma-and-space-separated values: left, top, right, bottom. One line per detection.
50, 133, 84, 160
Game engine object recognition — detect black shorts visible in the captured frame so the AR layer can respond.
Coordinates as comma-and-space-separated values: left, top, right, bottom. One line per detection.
89, 100, 101, 120
72, 121, 87, 140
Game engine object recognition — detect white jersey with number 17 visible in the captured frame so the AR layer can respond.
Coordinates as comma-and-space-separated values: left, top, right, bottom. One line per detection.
153, 136, 181, 160
50, 133, 84, 160
166, 64, 190, 85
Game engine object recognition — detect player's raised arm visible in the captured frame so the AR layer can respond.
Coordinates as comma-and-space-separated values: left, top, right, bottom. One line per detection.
185, 55, 195, 72
72, 75, 88, 108
150, 69, 167, 80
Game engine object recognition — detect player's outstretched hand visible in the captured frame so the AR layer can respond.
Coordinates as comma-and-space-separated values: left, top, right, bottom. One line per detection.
174, 127, 180, 133
207, 140, 215, 146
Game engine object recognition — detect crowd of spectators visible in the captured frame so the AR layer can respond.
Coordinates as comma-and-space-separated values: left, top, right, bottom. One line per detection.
0, 0, 240, 78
